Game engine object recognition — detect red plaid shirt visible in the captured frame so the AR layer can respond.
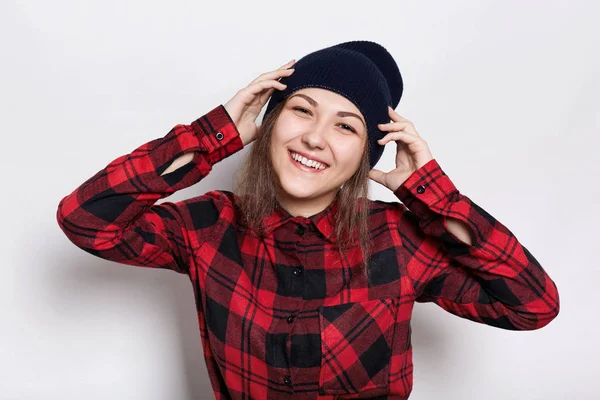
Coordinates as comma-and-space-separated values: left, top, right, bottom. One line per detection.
57, 105, 559, 399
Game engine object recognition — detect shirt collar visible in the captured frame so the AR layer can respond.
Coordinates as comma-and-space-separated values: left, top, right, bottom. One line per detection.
261, 197, 339, 243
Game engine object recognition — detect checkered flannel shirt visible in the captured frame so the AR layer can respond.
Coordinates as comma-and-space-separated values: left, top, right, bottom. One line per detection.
57, 105, 560, 399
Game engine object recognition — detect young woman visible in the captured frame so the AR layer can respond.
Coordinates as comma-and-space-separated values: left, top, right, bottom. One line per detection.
56, 41, 559, 399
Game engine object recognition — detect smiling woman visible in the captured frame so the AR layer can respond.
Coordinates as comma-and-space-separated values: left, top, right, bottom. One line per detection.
234, 85, 374, 273
56, 40, 559, 399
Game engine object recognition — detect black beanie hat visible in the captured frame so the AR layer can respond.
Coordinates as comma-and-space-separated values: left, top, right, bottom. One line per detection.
264, 40, 403, 170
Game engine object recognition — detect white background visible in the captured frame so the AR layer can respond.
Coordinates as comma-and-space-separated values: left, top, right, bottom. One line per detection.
1, 0, 598, 399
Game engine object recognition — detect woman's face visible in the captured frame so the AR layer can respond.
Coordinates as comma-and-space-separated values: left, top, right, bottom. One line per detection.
270, 87, 367, 203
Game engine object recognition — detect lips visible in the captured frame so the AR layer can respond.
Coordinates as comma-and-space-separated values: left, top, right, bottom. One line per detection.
288, 150, 329, 173
288, 149, 330, 166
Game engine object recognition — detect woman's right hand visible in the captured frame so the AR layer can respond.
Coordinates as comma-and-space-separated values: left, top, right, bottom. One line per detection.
224, 60, 296, 146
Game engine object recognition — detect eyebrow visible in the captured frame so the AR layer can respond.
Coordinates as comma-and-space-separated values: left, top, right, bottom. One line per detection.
289, 93, 366, 128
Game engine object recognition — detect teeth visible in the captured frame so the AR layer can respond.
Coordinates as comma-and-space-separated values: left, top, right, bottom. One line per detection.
291, 152, 328, 170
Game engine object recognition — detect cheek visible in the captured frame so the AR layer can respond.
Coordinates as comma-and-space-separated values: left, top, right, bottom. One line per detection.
333, 139, 365, 171
273, 117, 302, 142
269, 125, 295, 172
270, 120, 303, 158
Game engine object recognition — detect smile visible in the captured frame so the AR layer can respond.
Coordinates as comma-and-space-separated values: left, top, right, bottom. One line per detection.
288, 150, 329, 173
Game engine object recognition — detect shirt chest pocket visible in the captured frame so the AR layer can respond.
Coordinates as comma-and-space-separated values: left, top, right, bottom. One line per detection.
318, 297, 399, 397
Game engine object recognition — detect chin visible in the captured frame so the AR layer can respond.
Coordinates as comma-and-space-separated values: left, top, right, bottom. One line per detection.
278, 179, 322, 199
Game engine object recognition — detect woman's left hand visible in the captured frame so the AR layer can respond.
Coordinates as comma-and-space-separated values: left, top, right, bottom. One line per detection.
368, 107, 434, 192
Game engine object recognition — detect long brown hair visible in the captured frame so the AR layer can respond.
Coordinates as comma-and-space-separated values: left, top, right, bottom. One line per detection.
233, 100, 373, 281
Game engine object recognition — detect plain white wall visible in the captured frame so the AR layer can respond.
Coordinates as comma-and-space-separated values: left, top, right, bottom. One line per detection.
1, 0, 597, 399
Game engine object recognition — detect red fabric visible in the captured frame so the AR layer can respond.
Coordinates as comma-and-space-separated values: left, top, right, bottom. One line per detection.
57, 104, 559, 399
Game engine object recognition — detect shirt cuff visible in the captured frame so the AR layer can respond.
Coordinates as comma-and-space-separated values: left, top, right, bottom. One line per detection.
190, 104, 244, 165
393, 159, 459, 223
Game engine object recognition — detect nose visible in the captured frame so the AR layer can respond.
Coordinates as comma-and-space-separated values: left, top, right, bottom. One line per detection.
300, 121, 327, 150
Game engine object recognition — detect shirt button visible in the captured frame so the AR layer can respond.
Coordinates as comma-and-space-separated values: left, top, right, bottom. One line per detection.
292, 268, 302, 276
417, 185, 426, 194
215, 132, 224, 141
283, 375, 292, 386
287, 315, 295, 323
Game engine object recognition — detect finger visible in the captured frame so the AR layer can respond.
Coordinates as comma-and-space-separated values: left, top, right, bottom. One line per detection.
258, 91, 275, 108
251, 64, 295, 85
257, 79, 288, 106
240, 80, 286, 105
260, 87, 276, 103
378, 121, 414, 132
368, 168, 386, 185
388, 106, 409, 122
250, 68, 294, 86
278, 59, 296, 69
377, 131, 421, 146
246, 79, 287, 95
378, 122, 420, 139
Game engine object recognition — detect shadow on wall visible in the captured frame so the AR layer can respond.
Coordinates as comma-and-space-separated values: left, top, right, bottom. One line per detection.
45, 232, 212, 398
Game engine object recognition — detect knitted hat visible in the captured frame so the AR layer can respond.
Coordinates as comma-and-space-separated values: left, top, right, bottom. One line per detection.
264, 40, 403, 169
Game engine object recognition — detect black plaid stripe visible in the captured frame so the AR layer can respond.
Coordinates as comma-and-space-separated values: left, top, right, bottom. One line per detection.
319, 298, 398, 394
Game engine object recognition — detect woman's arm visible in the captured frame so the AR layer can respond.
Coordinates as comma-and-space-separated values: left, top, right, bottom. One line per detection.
395, 159, 560, 330
57, 61, 294, 277
161, 151, 196, 176
56, 105, 243, 275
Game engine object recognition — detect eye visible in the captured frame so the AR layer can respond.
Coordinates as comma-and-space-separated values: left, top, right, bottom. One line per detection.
339, 123, 357, 133
293, 106, 311, 115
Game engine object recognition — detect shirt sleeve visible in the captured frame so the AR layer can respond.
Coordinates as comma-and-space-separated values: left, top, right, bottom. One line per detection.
56, 104, 244, 275
394, 159, 560, 330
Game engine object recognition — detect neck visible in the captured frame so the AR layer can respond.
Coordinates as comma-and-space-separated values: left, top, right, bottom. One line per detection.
276, 189, 338, 218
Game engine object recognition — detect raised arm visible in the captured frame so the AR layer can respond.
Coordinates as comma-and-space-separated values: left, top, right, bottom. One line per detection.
56, 105, 243, 274
394, 159, 560, 330
57, 60, 296, 277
